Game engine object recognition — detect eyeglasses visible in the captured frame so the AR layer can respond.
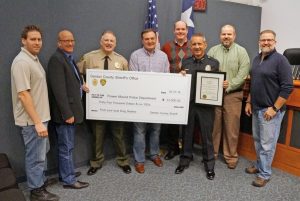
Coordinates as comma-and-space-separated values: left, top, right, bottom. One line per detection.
60, 40, 75, 43
259, 39, 275, 43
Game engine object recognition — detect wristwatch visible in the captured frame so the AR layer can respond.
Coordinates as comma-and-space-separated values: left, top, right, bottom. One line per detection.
272, 105, 279, 112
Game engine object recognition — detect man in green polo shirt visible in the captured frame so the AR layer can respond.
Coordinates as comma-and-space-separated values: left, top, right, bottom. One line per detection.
208, 24, 250, 169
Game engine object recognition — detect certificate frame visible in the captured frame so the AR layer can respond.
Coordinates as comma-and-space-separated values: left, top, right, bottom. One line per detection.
195, 71, 226, 106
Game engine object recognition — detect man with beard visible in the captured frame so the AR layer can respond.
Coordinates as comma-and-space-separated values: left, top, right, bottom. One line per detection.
245, 30, 293, 187
208, 24, 250, 169
161, 20, 192, 160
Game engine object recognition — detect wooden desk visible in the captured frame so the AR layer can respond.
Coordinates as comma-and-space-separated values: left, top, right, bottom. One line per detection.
238, 80, 300, 176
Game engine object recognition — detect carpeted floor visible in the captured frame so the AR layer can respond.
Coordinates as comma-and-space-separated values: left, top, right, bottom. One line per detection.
20, 153, 300, 201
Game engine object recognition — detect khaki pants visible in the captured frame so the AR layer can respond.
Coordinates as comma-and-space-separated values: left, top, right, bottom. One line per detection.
212, 91, 243, 164
90, 121, 129, 167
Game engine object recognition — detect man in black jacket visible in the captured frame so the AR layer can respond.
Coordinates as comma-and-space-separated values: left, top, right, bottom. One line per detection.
47, 30, 89, 189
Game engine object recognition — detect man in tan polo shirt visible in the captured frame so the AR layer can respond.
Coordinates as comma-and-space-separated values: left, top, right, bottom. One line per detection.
11, 25, 59, 201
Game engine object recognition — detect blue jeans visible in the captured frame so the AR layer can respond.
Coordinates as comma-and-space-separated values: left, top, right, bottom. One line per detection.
252, 108, 285, 180
55, 124, 76, 185
21, 122, 49, 190
133, 123, 161, 163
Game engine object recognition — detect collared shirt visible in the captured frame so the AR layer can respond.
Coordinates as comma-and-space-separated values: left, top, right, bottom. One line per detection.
129, 48, 169, 73
161, 40, 192, 73
11, 47, 50, 126
250, 49, 293, 111
208, 43, 250, 93
182, 55, 219, 103
77, 49, 128, 75
63, 52, 81, 81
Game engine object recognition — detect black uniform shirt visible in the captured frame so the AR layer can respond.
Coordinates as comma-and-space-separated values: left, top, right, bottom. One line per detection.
182, 55, 220, 103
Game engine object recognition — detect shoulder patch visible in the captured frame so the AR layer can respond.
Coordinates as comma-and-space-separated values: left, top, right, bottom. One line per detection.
185, 56, 193, 60
85, 50, 99, 56
207, 56, 218, 62
79, 56, 85, 62
113, 52, 121, 57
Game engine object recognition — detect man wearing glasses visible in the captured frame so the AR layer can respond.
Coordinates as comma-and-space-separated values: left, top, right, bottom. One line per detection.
47, 30, 89, 189
245, 30, 293, 187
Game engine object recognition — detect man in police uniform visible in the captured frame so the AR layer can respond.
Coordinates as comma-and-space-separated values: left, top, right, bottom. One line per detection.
77, 30, 131, 175
175, 33, 221, 180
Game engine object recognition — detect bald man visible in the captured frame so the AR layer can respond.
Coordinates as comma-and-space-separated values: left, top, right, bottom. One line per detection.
208, 24, 250, 169
47, 30, 89, 189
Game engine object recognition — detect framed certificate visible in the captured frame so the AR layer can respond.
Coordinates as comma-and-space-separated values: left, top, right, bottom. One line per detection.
195, 71, 226, 106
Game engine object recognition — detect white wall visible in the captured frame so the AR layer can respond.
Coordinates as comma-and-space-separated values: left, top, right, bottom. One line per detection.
222, 0, 261, 6
223, 0, 300, 53
260, 0, 300, 53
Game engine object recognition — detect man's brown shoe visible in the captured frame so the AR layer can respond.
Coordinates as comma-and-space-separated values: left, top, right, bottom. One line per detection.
152, 156, 163, 167
135, 163, 145, 174
227, 163, 237, 169
63, 181, 89, 189
245, 165, 259, 174
252, 177, 270, 187
31, 186, 59, 201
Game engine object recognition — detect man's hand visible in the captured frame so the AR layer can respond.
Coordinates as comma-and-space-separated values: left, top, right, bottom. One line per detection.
263, 107, 277, 121
223, 80, 229, 89
35, 122, 48, 137
179, 70, 186, 76
245, 103, 252, 116
82, 83, 89, 93
65, 116, 75, 124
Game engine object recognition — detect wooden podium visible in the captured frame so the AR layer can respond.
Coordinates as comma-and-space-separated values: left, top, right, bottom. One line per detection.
238, 80, 300, 176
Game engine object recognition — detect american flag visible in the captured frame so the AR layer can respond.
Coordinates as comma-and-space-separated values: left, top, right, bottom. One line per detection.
181, 0, 195, 40
144, 0, 160, 48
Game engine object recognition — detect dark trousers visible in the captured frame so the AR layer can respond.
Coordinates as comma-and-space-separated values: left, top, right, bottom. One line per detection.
166, 124, 180, 152
180, 105, 215, 171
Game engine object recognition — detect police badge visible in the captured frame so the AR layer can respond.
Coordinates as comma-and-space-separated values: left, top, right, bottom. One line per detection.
115, 62, 121, 69
100, 79, 107, 86
92, 79, 98, 86
205, 65, 211, 71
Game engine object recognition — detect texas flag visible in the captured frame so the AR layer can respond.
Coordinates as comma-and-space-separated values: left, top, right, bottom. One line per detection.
181, 0, 195, 40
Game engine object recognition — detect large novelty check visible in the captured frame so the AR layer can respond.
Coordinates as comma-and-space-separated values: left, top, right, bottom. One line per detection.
86, 70, 191, 124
